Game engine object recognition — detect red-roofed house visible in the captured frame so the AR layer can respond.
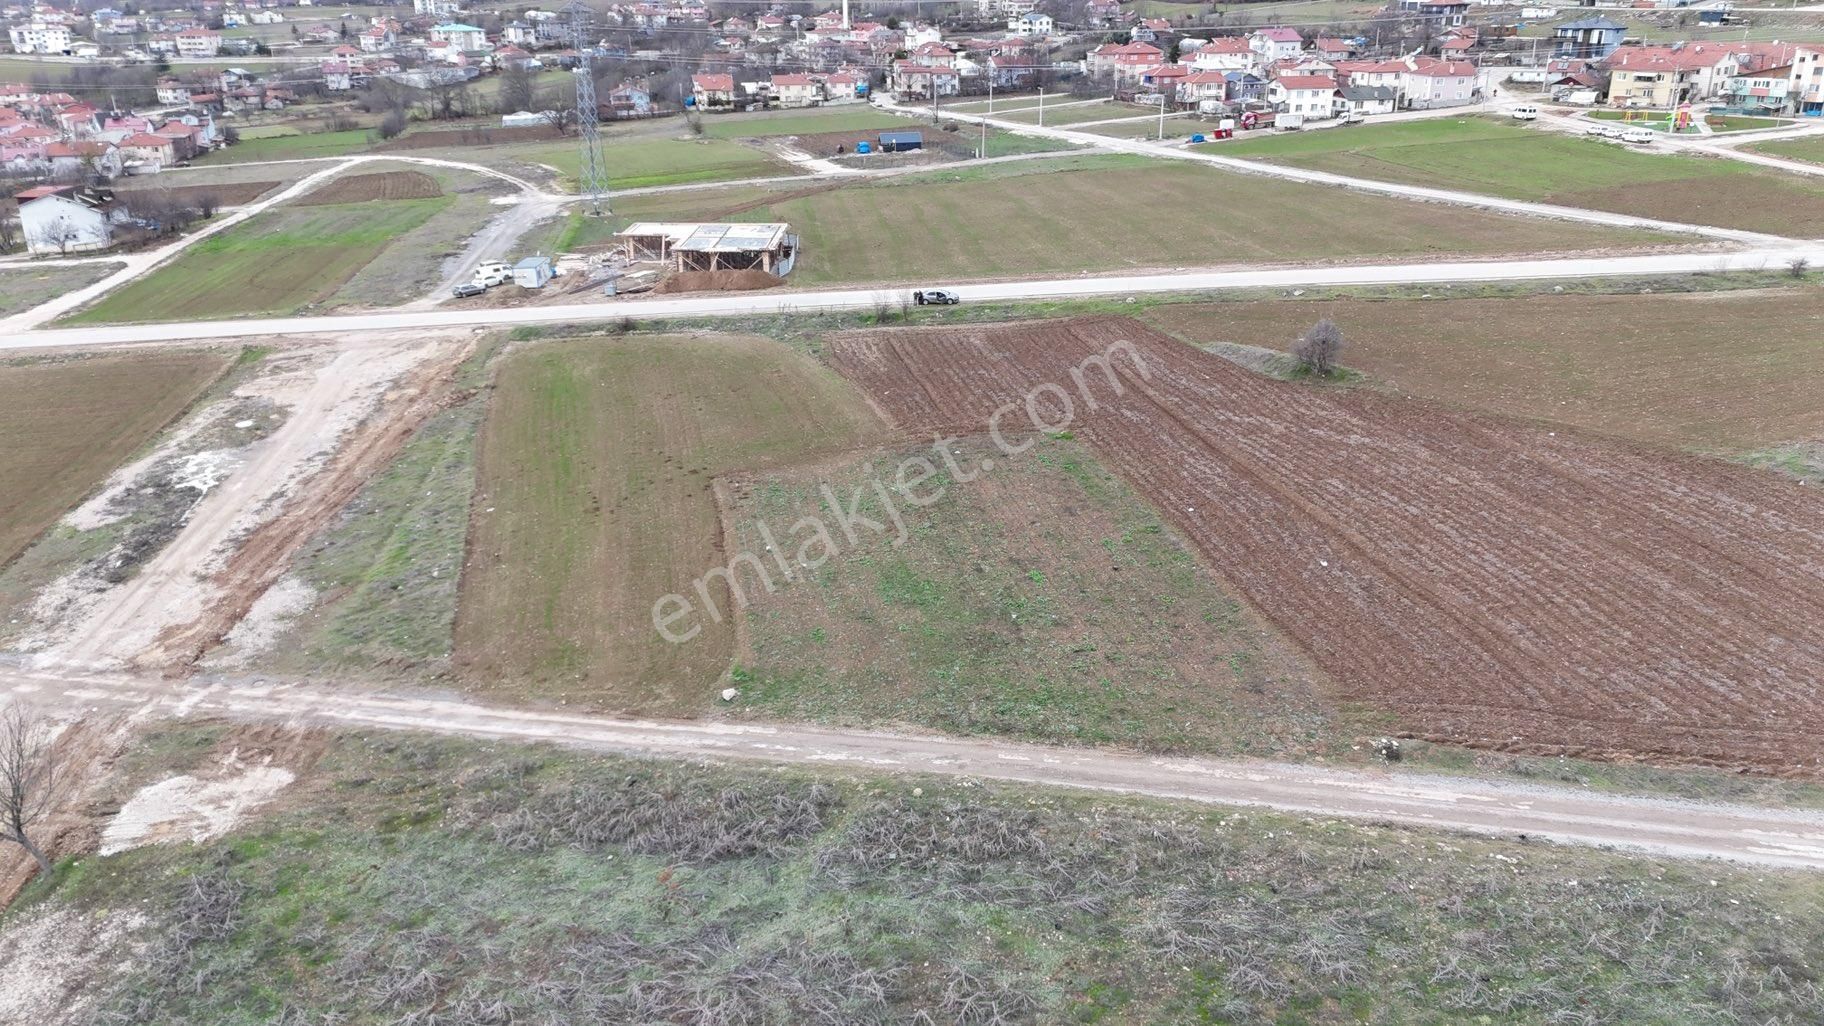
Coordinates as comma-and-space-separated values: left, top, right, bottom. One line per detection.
1403, 57, 1478, 108
1605, 43, 1740, 105
1186, 35, 1256, 72
1268, 74, 1337, 118
1250, 27, 1303, 61
118, 132, 177, 169
692, 73, 736, 110
890, 61, 960, 98
1313, 37, 1358, 60
770, 73, 820, 107
17, 184, 118, 255
1087, 41, 1164, 84
44, 140, 121, 179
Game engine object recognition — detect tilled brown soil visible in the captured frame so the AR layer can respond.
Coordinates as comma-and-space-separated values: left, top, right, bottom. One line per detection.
829, 316, 1824, 775
297, 170, 443, 205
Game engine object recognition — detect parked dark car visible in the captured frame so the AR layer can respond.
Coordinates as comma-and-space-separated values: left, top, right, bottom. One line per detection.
451, 282, 486, 299
912, 289, 960, 305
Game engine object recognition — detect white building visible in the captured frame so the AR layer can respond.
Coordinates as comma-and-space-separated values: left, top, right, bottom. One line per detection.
8, 22, 74, 54
18, 189, 112, 255
414, 0, 462, 15
175, 30, 222, 58
431, 22, 488, 52
1010, 12, 1051, 36
1268, 74, 1338, 118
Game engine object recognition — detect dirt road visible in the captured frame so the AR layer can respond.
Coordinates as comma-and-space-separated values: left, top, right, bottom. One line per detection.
45, 335, 460, 672
10, 244, 1823, 352
6, 663, 1822, 868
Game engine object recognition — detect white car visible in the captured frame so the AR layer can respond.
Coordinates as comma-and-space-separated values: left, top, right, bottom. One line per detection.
1598, 123, 1627, 139
1584, 121, 1608, 137
1621, 127, 1656, 144
1511, 105, 1539, 121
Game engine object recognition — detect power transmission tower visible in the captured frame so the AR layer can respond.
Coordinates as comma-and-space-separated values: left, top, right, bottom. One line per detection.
567, 0, 610, 215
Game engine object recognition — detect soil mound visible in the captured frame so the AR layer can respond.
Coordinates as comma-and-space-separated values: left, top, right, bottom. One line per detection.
653, 269, 785, 294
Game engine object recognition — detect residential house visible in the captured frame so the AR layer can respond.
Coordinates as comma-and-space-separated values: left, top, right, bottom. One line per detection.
1402, 57, 1478, 108
1604, 44, 1738, 106
1130, 18, 1170, 43
117, 131, 177, 169
770, 72, 821, 107
822, 70, 867, 102
1249, 27, 1303, 62
1553, 17, 1626, 59
606, 82, 652, 118
1223, 70, 1266, 103
1186, 36, 1256, 72
1727, 64, 1792, 113
1312, 37, 1358, 60
7, 22, 72, 54
44, 140, 121, 180
890, 61, 960, 98
1337, 83, 1396, 115
1011, 11, 1051, 36
1086, 41, 1163, 84
1177, 70, 1231, 108
691, 72, 736, 109
249, 9, 283, 25
16, 186, 114, 255
175, 29, 222, 58
431, 23, 487, 52
1397, 0, 1469, 27
156, 78, 190, 105
1791, 45, 1824, 116
503, 20, 537, 46
1268, 73, 1337, 118
413, 0, 460, 15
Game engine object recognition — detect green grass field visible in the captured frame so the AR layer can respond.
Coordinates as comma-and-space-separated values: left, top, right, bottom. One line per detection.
621, 157, 1670, 284
1752, 134, 1824, 165
701, 107, 919, 139
729, 434, 1348, 755
495, 136, 793, 190
453, 333, 887, 709
0, 262, 121, 317
198, 127, 375, 164
19, 724, 1824, 1025
65, 196, 450, 323
1218, 116, 1824, 235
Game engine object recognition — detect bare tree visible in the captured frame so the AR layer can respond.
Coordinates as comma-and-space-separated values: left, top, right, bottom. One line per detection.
498, 62, 535, 115
1293, 317, 1345, 379
32, 215, 84, 257
194, 191, 222, 219
0, 706, 65, 880
0, 212, 18, 254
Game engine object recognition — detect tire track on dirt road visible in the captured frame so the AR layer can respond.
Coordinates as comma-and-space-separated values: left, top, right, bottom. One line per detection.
5, 665, 1824, 869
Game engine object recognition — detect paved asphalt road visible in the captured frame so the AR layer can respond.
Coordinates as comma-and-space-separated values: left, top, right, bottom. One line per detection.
9, 663, 1824, 869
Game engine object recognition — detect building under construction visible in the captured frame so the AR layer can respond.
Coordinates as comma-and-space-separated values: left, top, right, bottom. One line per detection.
614, 222, 798, 275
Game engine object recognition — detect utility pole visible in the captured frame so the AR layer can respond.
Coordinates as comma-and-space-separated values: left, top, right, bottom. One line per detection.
566, 0, 609, 215
1156, 93, 1167, 139
1038, 85, 1045, 125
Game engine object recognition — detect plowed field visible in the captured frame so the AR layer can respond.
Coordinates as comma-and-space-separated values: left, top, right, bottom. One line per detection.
829, 317, 1824, 774
298, 170, 443, 205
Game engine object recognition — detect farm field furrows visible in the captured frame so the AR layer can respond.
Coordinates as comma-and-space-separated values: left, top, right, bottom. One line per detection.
454, 334, 887, 709
0, 351, 231, 567
295, 169, 443, 205
829, 317, 1824, 774
1142, 289, 1824, 453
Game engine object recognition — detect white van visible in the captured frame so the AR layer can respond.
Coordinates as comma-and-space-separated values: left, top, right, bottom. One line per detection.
1621, 127, 1656, 144
1510, 105, 1539, 121
471, 260, 512, 287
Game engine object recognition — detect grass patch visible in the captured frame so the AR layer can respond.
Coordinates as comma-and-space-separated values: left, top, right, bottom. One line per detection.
1218, 115, 1824, 235
0, 262, 122, 317
64, 196, 452, 323
254, 342, 499, 678
700, 107, 919, 139
727, 434, 1349, 756
677, 158, 1672, 285
505, 137, 792, 190
452, 332, 887, 708
25, 727, 1824, 1025
197, 128, 376, 164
